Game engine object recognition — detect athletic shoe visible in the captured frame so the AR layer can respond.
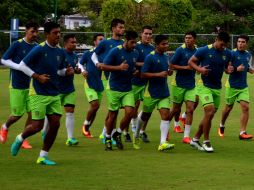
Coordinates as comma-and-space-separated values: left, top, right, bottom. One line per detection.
66, 138, 79, 146
112, 132, 123, 150
140, 132, 150, 143
218, 126, 225, 137
179, 116, 186, 128
124, 133, 132, 142
190, 140, 204, 151
174, 125, 184, 133
21, 140, 32, 149
158, 142, 175, 151
239, 132, 253, 140
133, 137, 140, 150
0, 127, 8, 144
11, 136, 23, 156
202, 141, 214, 152
82, 126, 93, 138
36, 156, 56, 165
105, 138, 113, 151
182, 137, 191, 144
112, 138, 116, 145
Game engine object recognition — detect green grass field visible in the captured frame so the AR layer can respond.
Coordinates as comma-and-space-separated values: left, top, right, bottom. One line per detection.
1, 68, 254, 190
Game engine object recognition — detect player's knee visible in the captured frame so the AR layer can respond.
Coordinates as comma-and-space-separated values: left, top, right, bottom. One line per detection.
241, 104, 249, 113
91, 102, 100, 112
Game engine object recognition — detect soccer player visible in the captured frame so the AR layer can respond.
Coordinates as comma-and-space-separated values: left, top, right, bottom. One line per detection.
133, 34, 175, 151
219, 35, 254, 139
84, 18, 125, 139
124, 25, 154, 143
97, 30, 139, 150
79, 33, 105, 138
169, 31, 198, 144
0, 21, 39, 149
188, 31, 233, 152
10, 22, 74, 165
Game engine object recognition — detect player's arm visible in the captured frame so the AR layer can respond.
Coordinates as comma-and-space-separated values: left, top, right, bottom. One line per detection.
1, 42, 20, 70
1, 59, 20, 70
170, 63, 192, 70
97, 60, 129, 71
188, 55, 210, 75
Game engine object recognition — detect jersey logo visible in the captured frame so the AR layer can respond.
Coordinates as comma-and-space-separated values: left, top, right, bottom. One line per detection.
44, 53, 48, 57
209, 54, 212, 58
57, 56, 61, 62
237, 56, 240, 60
110, 45, 113, 48
205, 96, 209, 101
23, 50, 26, 54
157, 59, 160, 63
133, 58, 136, 62
121, 56, 125, 60
222, 55, 226, 60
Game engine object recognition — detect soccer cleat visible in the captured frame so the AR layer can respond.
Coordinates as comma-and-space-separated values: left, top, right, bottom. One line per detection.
36, 156, 56, 165
202, 141, 214, 152
105, 139, 113, 151
218, 127, 225, 137
66, 138, 79, 146
239, 132, 253, 140
21, 140, 32, 149
140, 132, 150, 143
190, 140, 204, 151
158, 142, 175, 151
82, 126, 93, 138
133, 137, 140, 150
11, 136, 23, 156
179, 116, 186, 128
124, 133, 132, 142
182, 137, 191, 144
174, 125, 184, 133
99, 134, 106, 144
112, 132, 123, 150
0, 127, 8, 144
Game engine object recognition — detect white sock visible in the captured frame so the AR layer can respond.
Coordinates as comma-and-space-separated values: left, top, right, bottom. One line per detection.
116, 128, 122, 133
66, 112, 75, 139
160, 120, 170, 144
84, 119, 91, 126
240, 131, 246, 135
39, 150, 48, 158
193, 137, 199, 142
184, 124, 191, 137
2, 123, 8, 130
181, 112, 186, 119
17, 134, 24, 142
203, 140, 210, 143
174, 121, 180, 127
102, 126, 106, 136
135, 116, 145, 138
131, 117, 138, 128
111, 129, 116, 137
138, 111, 143, 118
106, 134, 111, 138
220, 123, 225, 128
42, 117, 49, 134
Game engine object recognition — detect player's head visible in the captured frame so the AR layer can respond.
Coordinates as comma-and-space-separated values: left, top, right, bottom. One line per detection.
25, 21, 39, 43
93, 33, 105, 47
141, 25, 153, 44
124, 30, 138, 51
155, 34, 169, 53
215, 31, 230, 51
63, 33, 77, 52
184, 31, 196, 48
44, 22, 61, 46
237, 34, 249, 51
111, 18, 125, 37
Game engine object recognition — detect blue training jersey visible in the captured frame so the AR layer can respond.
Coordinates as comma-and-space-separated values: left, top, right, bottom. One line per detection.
194, 44, 231, 89
132, 42, 155, 86
2, 38, 37, 89
58, 49, 78, 94
103, 45, 139, 92
94, 38, 124, 79
23, 42, 67, 96
170, 43, 197, 89
79, 49, 104, 92
142, 51, 170, 99
228, 49, 251, 89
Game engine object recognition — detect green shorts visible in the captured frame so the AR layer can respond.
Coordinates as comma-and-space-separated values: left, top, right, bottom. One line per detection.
171, 85, 196, 104
29, 95, 62, 120
9, 88, 30, 116
60, 92, 76, 106
143, 96, 170, 113
85, 87, 103, 103
132, 85, 145, 102
225, 87, 249, 105
197, 84, 221, 109
106, 90, 135, 111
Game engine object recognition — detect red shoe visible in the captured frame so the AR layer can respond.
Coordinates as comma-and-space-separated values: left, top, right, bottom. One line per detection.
82, 125, 93, 138
174, 125, 184, 133
21, 140, 32, 149
182, 137, 191, 144
0, 127, 8, 144
239, 132, 253, 140
218, 127, 225, 137
179, 116, 186, 128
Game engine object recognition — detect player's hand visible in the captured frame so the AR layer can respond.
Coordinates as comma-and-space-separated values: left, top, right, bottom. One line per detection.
227, 62, 234, 73
199, 65, 211, 76
119, 60, 129, 71
65, 64, 74, 76
33, 73, 50, 84
74, 65, 81, 74
133, 69, 140, 76
185, 65, 193, 70
249, 67, 254, 74
158, 71, 168, 78
237, 64, 245, 72
82, 70, 88, 79
96, 63, 103, 70
168, 69, 173, 76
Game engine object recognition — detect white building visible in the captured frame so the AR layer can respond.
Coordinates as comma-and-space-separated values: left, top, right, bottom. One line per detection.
62, 14, 91, 29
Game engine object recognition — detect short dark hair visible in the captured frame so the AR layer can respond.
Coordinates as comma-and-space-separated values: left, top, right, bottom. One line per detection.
237, 34, 249, 43
63, 34, 75, 43
25, 21, 39, 30
93, 33, 104, 41
111, 18, 125, 30
217, 31, 230, 43
154, 34, 168, 45
125, 30, 138, 41
142, 25, 152, 32
185, 31, 196, 39
44, 22, 60, 34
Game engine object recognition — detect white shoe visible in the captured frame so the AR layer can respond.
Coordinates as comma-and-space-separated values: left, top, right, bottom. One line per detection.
202, 142, 214, 152
190, 140, 205, 151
